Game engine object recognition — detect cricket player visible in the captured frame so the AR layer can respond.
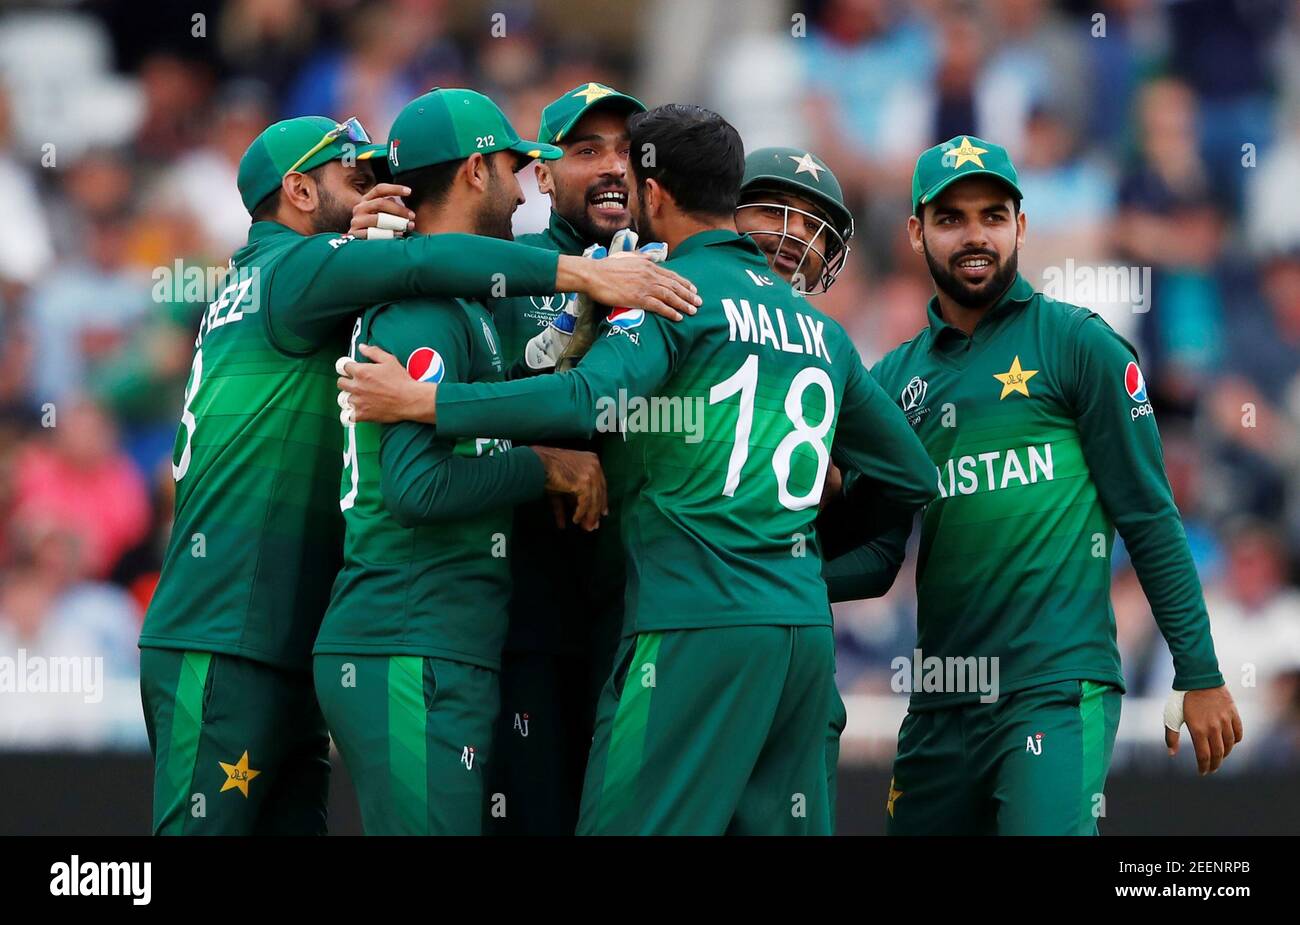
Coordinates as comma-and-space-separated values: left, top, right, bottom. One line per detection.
488, 83, 650, 836
826, 135, 1244, 834
733, 146, 859, 829
338, 104, 938, 834
341, 84, 694, 835
138, 112, 698, 835
734, 146, 853, 297
314, 88, 621, 836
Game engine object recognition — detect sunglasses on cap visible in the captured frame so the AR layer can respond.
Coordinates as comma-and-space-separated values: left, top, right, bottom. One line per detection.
287, 116, 372, 174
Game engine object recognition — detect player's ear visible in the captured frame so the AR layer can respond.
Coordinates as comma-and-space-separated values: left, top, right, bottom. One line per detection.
644, 177, 662, 217
464, 152, 489, 193
1015, 207, 1026, 251
536, 161, 554, 196
907, 213, 924, 257
282, 170, 317, 214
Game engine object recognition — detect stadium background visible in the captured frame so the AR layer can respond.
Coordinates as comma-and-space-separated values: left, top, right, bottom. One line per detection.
0, 0, 1297, 834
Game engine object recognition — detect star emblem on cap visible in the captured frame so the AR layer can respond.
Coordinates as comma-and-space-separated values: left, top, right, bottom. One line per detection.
948, 136, 988, 170
789, 152, 824, 181
573, 82, 615, 105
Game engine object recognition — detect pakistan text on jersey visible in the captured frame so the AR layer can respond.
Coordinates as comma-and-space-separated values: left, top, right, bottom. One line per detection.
722, 298, 831, 362
935, 443, 1054, 498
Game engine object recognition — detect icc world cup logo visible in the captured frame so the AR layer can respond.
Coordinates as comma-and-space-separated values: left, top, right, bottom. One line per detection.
530, 293, 568, 312
901, 376, 928, 412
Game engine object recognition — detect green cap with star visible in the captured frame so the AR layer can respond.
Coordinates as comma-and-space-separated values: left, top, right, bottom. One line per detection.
911, 134, 1022, 215
536, 82, 646, 145
386, 87, 562, 175
237, 115, 388, 214
740, 147, 854, 243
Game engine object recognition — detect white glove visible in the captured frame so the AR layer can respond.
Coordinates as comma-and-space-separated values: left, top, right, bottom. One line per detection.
607, 228, 667, 263
524, 242, 608, 370
522, 232, 669, 371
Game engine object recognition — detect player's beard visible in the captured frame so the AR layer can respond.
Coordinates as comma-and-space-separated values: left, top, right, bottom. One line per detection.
474, 159, 517, 242
312, 184, 354, 236
923, 236, 1019, 310
631, 189, 655, 245
564, 180, 631, 247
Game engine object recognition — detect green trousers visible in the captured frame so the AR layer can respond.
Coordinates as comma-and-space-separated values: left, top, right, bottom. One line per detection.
140, 647, 330, 835
886, 679, 1122, 835
578, 624, 835, 835
313, 653, 498, 835
485, 650, 607, 835
826, 679, 848, 833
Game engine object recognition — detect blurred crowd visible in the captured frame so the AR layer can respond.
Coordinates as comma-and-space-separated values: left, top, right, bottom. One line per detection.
0, 0, 1297, 767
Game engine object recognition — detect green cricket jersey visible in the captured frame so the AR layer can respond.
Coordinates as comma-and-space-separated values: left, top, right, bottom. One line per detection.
491, 211, 586, 363
436, 229, 937, 634
490, 210, 629, 654
857, 274, 1224, 709
141, 221, 560, 672
314, 284, 546, 670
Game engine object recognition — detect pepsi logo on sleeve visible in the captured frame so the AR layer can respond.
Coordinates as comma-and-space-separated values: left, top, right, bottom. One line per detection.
406, 347, 445, 383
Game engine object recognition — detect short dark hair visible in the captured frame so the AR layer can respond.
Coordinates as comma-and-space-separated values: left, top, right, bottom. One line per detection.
250, 163, 328, 223
397, 152, 507, 212
627, 104, 744, 218
395, 158, 463, 212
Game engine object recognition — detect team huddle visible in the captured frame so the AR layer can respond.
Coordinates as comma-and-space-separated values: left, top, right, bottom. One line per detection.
138, 81, 1244, 836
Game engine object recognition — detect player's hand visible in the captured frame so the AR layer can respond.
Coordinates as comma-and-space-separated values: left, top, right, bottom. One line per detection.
1164, 685, 1243, 775
602, 228, 677, 322
349, 184, 415, 239
556, 253, 700, 321
336, 343, 437, 425
532, 446, 607, 531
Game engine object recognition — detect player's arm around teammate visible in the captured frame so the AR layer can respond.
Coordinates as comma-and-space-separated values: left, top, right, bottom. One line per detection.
313, 90, 622, 835
345, 192, 698, 323
355, 106, 935, 837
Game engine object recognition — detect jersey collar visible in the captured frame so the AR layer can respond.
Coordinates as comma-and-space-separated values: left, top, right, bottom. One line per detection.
545, 210, 589, 255
246, 220, 301, 244
671, 228, 765, 260
925, 273, 1035, 349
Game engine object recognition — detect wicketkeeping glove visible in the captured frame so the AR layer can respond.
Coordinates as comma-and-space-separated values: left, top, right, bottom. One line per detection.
523, 230, 667, 371
523, 242, 605, 371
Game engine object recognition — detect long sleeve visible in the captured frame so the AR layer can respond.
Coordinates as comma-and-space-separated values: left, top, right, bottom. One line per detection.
827, 351, 938, 532
813, 353, 932, 600
267, 232, 560, 352
436, 315, 682, 442
379, 422, 544, 526
822, 524, 910, 603
365, 298, 546, 527
1068, 313, 1223, 690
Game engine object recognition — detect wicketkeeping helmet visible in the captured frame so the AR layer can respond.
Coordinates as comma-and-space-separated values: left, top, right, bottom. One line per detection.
738, 147, 854, 294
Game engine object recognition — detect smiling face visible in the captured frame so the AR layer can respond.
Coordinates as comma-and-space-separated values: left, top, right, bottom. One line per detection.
910, 175, 1025, 309
537, 107, 634, 244
735, 189, 834, 291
